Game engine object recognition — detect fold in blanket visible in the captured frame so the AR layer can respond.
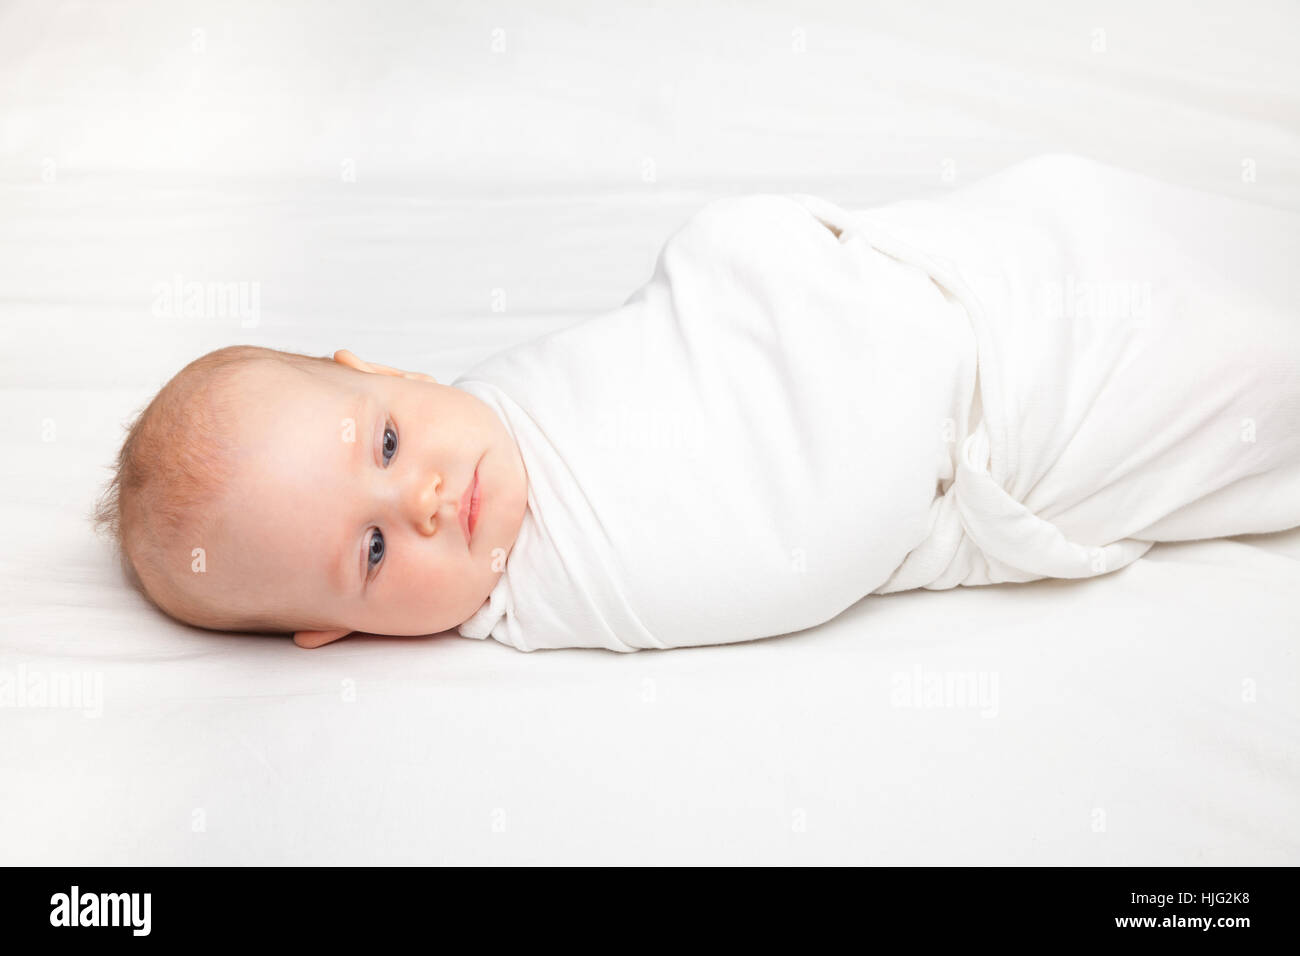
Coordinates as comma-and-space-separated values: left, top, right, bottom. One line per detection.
455, 155, 1300, 651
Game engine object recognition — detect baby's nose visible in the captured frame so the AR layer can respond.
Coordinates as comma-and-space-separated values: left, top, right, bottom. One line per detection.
415, 473, 455, 533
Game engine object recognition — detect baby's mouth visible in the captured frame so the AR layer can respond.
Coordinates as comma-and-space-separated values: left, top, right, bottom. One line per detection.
458, 465, 481, 545
469, 472, 481, 535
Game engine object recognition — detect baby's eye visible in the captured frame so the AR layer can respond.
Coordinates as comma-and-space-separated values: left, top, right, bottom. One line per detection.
382, 424, 398, 465
367, 529, 385, 571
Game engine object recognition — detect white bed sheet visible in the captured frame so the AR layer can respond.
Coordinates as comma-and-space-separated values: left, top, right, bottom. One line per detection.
2, 0, 1298, 864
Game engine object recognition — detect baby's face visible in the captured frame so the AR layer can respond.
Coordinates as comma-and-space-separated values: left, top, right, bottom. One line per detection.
206, 353, 527, 647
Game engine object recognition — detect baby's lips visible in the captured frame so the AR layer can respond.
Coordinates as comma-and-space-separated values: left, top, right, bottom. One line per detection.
458, 467, 479, 544
468, 473, 482, 535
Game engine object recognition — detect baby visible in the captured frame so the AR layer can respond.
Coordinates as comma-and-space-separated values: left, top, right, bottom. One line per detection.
94, 346, 530, 649
95, 155, 1300, 652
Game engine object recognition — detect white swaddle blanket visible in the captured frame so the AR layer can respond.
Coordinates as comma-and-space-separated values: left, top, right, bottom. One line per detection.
454, 154, 1300, 652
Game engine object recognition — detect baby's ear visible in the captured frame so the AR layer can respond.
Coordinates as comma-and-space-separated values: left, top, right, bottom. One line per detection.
293, 628, 351, 649
332, 349, 437, 384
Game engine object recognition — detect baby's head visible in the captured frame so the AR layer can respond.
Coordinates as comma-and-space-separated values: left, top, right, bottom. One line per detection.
94, 345, 528, 648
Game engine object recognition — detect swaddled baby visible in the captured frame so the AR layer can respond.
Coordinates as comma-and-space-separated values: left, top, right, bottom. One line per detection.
95, 154, 1300, 652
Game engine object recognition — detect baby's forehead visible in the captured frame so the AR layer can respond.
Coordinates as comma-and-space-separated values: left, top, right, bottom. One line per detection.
208, 374, 363, 587
224, 357, 352, 413
224, 361, 362, 460
232, 355, 332, 390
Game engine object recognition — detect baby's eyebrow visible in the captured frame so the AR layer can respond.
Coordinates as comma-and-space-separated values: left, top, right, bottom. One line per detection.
332, 392, 369, 594
345, 393, 367, 447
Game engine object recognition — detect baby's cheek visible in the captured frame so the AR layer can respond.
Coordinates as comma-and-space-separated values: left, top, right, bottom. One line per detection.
371, 551, 482, 635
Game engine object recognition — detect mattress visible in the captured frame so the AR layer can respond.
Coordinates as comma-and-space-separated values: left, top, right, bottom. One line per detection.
1, 0, 1297, 864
